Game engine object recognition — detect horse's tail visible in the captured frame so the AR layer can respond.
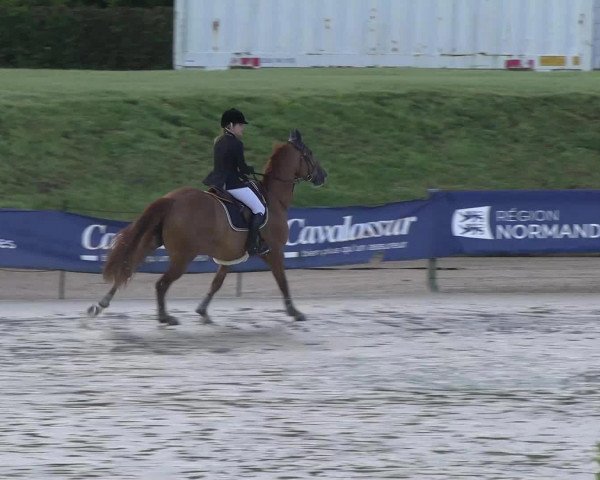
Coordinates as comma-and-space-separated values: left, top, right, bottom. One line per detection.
103, 197, 175, 289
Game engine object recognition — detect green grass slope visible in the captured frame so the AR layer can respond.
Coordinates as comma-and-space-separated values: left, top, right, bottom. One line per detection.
1, 68, 600, 219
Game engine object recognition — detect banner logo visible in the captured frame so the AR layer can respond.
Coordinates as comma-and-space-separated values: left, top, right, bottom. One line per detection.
451, 206, 493, 239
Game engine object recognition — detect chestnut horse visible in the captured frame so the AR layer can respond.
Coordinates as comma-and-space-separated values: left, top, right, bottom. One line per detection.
87, 130, 327, 325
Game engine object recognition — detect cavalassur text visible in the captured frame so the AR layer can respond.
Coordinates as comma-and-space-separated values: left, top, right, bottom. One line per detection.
82, 217, 418, 251
287, 215, 417, 246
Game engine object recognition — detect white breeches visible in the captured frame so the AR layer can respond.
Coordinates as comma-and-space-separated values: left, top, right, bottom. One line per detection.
227, 187, 266, 214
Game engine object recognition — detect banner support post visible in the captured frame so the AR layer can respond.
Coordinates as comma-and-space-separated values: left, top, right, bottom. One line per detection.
427, 258, 439, 292
236, 272, 243, 297
426, 188, 440, 292
58, 270, 66, 299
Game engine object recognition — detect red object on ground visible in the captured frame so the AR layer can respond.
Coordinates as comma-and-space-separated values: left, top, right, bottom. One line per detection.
231, 57, 261, 68
505, 58, 534, 70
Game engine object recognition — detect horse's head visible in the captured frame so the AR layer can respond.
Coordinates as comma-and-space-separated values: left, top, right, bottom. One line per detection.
287, 129, 327, 186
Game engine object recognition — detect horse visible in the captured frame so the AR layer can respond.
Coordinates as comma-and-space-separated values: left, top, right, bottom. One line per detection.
87, 129, 327, 325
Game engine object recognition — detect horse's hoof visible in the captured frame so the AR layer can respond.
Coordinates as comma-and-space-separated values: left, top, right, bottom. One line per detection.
87, 304, 101, 318
195, 306, 213, 324
159, 315, 179, 326
294, 312, 307, 322
196, 311, 213, 324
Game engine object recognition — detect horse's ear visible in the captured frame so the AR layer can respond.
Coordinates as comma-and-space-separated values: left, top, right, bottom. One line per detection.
289, 129, 302, 143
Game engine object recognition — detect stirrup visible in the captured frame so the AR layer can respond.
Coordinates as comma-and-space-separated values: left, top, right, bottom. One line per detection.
247, 239, 270, 256
254, 241, 270, 256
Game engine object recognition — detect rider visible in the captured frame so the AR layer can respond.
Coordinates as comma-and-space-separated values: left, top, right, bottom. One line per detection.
203, 108, 269, 256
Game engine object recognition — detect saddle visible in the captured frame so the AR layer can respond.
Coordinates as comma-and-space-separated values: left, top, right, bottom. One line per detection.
205, 180, 268, 232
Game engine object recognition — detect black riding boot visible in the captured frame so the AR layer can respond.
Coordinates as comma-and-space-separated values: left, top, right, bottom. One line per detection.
246, 213, 270, 256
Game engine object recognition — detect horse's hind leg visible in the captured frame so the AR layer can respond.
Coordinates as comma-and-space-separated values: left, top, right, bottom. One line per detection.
87, 285, 118, 317
156, 256, 191, 326
196, 265, 229, 324
263, 250, 306, 321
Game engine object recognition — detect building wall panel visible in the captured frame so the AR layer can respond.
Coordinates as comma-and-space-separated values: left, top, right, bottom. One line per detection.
174, 0, 596, 70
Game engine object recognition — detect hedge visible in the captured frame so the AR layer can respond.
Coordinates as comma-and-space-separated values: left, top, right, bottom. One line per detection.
0, 6, 173, 69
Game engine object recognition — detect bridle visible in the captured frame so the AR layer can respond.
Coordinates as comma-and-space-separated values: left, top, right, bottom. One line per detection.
257, 141, 317, 185
291, 142, 317, 183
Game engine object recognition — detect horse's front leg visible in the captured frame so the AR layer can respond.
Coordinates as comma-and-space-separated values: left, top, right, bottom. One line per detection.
263, 250, 306, 321
196, 265, 230, 324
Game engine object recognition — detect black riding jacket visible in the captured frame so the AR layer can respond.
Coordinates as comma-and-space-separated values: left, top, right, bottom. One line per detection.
203, 131, 253, 189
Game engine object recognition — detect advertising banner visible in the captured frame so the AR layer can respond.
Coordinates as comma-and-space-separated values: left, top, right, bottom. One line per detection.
4, 191, 600, 273
0, 200, 432, 273
430, 190, 600, 256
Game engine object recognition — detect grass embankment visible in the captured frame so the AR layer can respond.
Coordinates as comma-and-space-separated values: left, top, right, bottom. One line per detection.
2, 68, 600, 219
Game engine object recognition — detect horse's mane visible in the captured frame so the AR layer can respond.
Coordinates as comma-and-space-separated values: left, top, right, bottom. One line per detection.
263, 143, 290, 176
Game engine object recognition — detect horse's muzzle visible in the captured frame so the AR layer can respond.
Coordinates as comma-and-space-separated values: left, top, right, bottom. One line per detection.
312, 167, 328, 187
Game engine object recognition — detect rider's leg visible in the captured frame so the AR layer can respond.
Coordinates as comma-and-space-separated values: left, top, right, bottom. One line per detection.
227, 187, 265, 215
226, 187, 269, 255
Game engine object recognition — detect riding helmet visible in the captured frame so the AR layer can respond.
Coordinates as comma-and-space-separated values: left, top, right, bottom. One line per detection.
220, 108, 248, 127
